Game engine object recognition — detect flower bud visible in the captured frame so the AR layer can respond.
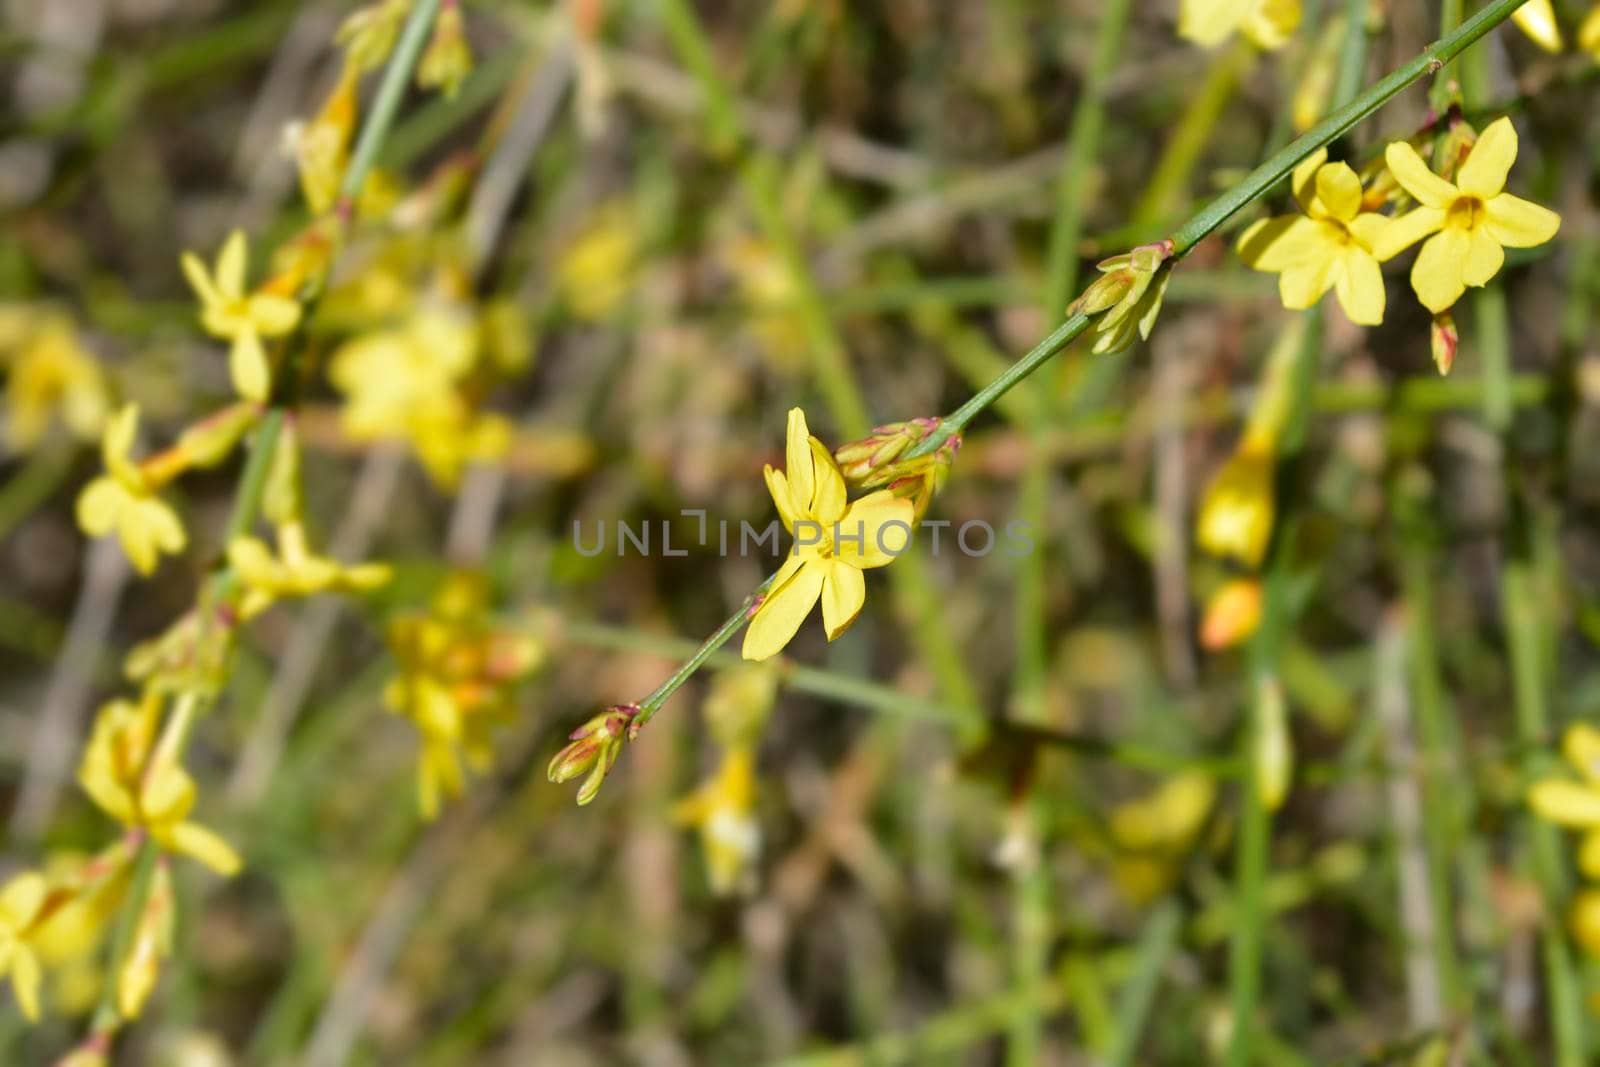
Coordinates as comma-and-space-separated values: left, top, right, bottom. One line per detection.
418, 3, 473, 100
263, 421, 302, 527
176, 403, 261, 470
833, 418, 936, 483
336, 0, 409, 72
1430, 312, 1457, 377
284, 67, 358, 215
1253, 675, 1292, 812
1072, 240, 1175, 356
1199, 578, 1264, 651
1196, 441, 1276, 567
548, 704, 640, 805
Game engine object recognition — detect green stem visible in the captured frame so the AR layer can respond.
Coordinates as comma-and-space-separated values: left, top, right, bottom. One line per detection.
898, 0, 1530, 459
338, 0, 443, 208
632, 574, 776, 726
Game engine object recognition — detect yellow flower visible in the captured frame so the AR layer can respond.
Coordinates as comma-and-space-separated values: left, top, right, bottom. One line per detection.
1375, 118, 1561, 313
1583, 6, 1600, 60
227, 520, 391, 619
1199, 578, 1263, 651
418, 3, 473, 99
1195, 439, 1275, 567
1, 313, 109, 449
180, 230, 302, 402
1179, 0, 1300, 50
556, 204, 637, 321
1512, 0, 1564, 53
328, 306, 511, 489
77, 693, 241, 877
386, 575, 543, 817
1237, 149, 1391, 325
75, 405, 187, 575
1529, 723, 1600, 826
673, 747, 761, 896
741, 409, 914, 662
0, 871, 47, 1020
284, 67, 358, 214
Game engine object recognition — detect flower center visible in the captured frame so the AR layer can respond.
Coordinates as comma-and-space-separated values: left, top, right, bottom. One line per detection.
1446, 195, 1486, 230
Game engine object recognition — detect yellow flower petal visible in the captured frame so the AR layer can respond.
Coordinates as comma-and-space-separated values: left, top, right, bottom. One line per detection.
1242, 0, 1299, 49
229, 330, 270, 403
1567, 724, 1600, 784
1313, 162, 1363, 221
820, 560, 866, 641
1290, 148, 1330, 214
1346, 213, 1391, 253
1333, 248, 1385, 326
0, 873, 46, 927
180, 252, 219, 309
1529, 778, 1600, 827
1238, 215, 1322, 271
1484, 192, 1560, 248
1410, 228, 1470, 313
834, 492, 914, 568
807, 438, 847, 524
763, 466, 799, 533
784, 408, 815, 517
1580, 831, 1600, 880
1456, 117, 1518, 200
75, 478, 122, 538
1582, 6, 1600, 59
1384, 141, 1458, 209
1512, 0, 1563, 54
1461, 226, 1505, 289
1370, 205, 1445, 262
216, 230, 248, 300
1178, 0, 1245, 47
164, 822, 242, 877
1278, 255, 1335, 310
247, 293, 302, 336
9, 944, 41, 1021
741, 557, 825, 661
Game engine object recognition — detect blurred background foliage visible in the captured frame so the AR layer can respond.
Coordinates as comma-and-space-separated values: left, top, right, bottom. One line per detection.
2, 0, 1600, 1064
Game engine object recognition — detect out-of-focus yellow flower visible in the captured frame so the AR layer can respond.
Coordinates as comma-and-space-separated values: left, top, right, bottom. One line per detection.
1512, 0, 1564, 53
329, 305, 512, 489
1571, 887, 1600, 958
674, 747, 761, 895
0, 871, 47, 1020
1582, 7, 1600, 60
228, 521, 391, 620
1106, 771, 1217, 901
1179, 0, 1300, 50
742, 408, 914, 662
1237, 148, 1391, 325
285, 68, 358, 214
1196, 440, 1275, 568
77, 694, 241, 877
385, 574, 543, 818
556, 204, 637, 321
1529, 723, 1600, 828
1200, 578, 1263, 651
0, 312, 109, 449
75, 405, 186, 575
1374, 118, 1561, 313
1289, 15, 1343, 133
725, 237, 808, 367
180, 230, 302, 402
336, 0, 409, 71
418, 2, 473, 99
